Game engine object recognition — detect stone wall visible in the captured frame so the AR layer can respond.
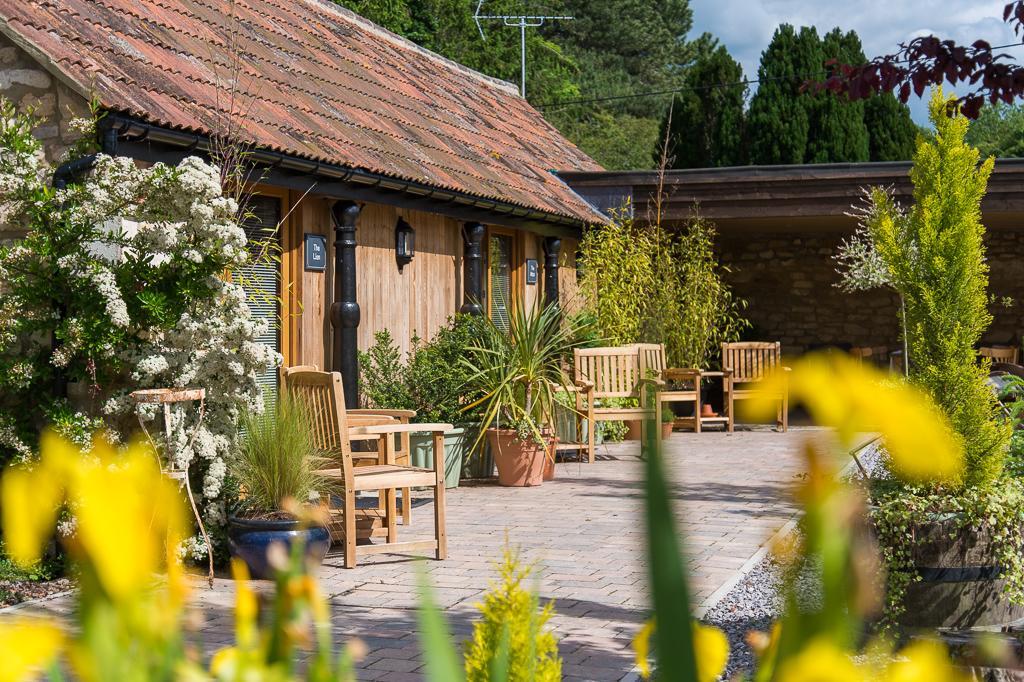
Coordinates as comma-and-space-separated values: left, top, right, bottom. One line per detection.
718, 230, 1024, 356
1, 32, 89, 242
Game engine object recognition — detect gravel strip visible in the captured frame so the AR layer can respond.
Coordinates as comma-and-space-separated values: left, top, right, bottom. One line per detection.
0, 577, 73, 609
702, 441, 884, 678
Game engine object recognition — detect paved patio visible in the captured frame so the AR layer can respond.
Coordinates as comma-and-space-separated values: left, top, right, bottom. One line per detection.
11, 427, 832, 681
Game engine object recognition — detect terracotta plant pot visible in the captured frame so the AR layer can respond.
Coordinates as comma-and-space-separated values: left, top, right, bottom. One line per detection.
487, 428, 550, 487
661, 422, 673, 439
542, 437, 558, 481
700, 403, 716, 418
624, 420, 642, 441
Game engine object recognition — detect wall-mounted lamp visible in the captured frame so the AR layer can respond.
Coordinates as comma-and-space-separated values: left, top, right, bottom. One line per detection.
395, 217, 415, 271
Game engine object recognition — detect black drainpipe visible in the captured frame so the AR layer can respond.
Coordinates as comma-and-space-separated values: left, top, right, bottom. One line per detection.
49, 122, 119, 398
330, 201, 361, 408
543, 236, 561, 309
460, 222, 485, 315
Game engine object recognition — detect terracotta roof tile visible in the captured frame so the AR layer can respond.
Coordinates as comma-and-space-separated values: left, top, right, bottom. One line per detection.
0, 0, 604, 223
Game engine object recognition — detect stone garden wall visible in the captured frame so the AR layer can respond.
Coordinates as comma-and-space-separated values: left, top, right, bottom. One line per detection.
0, 32, 89, 242
718, 230, 1024, 356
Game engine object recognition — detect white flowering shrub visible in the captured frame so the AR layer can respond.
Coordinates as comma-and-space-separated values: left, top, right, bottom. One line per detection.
0, 100, 278, 556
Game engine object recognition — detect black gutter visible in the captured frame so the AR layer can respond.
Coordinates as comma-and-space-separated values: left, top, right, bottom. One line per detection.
103, 113, 587, 233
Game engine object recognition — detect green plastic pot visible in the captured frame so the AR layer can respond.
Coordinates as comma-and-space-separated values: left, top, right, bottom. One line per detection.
459, 423, 495, 479
409, 426, 469, 488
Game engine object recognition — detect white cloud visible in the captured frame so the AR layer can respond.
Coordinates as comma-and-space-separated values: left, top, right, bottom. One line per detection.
690, 0, 1022, 124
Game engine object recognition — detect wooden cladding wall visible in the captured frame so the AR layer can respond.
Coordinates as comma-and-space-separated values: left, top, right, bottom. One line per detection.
355, 203, 462, 358
287, 196, 578, 371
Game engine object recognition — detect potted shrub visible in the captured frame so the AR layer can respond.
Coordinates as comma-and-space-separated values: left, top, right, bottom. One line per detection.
661, 405, 675, 439
850, 91, 1024, 631
226, 394, 330, 580
359, 317, 488, 487
463, 301, 581, 487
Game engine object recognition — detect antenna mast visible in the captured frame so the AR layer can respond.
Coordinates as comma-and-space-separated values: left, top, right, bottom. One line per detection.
473, 1, 573, 98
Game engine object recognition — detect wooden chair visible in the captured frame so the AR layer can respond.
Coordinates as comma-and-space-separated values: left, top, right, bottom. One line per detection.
849, 346, 890, 368
636, 343, 732, 433
281, 365, 416, 525
721, 342, 790, 432
980, 346, 1020, 365
571, 346, 662, 463
283, 369, 451, 569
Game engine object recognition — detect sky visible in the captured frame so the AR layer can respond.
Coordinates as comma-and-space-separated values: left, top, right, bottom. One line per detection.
689, 0, 1023, 125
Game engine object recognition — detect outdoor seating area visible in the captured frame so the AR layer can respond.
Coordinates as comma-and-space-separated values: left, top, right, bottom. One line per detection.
10, 1, 1024, 680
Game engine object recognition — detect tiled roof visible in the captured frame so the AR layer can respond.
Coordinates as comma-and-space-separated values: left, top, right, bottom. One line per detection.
0, 0, 604, 224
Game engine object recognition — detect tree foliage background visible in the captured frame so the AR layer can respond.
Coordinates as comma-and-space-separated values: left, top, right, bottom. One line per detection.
334, 2, 920, 170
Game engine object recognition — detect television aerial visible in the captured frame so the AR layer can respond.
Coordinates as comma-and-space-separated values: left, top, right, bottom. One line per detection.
473, 1, 573, 98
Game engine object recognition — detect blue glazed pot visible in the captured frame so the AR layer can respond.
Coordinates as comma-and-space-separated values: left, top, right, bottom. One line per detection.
227, 516, 330, 580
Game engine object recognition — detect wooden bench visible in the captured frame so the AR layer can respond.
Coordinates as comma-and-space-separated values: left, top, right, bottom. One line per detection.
635, 343, 729, 433
722, 341, 790, 432
564, 346, 662, 463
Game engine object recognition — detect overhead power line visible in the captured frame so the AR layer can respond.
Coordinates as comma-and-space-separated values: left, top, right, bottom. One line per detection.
535, 40, 1024, 111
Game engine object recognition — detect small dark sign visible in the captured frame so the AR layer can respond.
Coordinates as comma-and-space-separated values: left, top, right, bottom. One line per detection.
304, 233, 327, 272
525, 259, 539, 285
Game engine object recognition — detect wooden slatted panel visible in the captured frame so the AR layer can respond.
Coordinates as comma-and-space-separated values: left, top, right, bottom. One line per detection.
722, 342, 780, 382
239, 195, 282, 400
574, 347, 644, 399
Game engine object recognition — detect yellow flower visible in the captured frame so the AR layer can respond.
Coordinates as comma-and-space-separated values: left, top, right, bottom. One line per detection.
630, 619, 728, 681
743, 353, 963, 483
231, 558, 258, 648
776, 638, 862, 682
884, 640, 969, 682
0, 617, 63, 682
71, 437, 190, 600
632, 618, 655, 679
693, 622, 729, 682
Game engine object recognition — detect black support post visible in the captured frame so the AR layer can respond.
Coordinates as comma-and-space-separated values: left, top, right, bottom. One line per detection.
461, 221, 486, 315
543, 236, 561, 308
330, 201, 361, 408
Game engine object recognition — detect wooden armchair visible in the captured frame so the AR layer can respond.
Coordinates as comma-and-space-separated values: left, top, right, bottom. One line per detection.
281, 364, 416, 524
283, 369, 451, 568
721, 342, 790, 432
571, 346, 661, 463
980, 346, 1020, 365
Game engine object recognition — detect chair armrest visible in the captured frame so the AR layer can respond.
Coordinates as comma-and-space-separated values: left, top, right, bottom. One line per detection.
575, 378, 595, 390
347, 416, 396, 428
349, 423, 454, 435
664, 368, 701, 381
348, 409, 417, 419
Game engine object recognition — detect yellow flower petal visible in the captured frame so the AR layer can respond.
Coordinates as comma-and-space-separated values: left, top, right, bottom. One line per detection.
632, 618, 655, 679
777, 638, 862, 682
885, 640, 969, 682
742, 353, 963, 484
693, 622, 729, 682
1, 466, 60, 568
0, 617, 63, 682
231, 558, 258, 647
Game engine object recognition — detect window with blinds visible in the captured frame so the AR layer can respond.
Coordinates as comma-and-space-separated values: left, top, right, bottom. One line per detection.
488, 234, 512, 333
238, 195, 281, 401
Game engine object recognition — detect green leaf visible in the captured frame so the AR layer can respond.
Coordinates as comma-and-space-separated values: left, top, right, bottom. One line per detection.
416, 566, 464, 682
643, 417, 698, 680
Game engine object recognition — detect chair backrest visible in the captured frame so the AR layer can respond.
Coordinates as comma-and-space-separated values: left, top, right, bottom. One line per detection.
574, 346, 643, 399
722, 342, 781, 382
980, 346, 1020, 365
635, 343, 666, 379
849, 346, 889, 366
281, 368, 354, 480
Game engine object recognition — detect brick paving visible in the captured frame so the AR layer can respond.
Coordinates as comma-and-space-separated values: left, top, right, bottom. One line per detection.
9, 427, 830, 681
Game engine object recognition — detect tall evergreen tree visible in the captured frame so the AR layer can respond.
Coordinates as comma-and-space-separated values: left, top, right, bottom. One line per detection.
747, 25, 820, 165
864, 94, 918, 160
657, 44, 746, 168
807, 29, 869, 163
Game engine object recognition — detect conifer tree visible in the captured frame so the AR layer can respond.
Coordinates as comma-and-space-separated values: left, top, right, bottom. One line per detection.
864, 94, 918, 161
806, 29, 869, 163
658, 45, 746, 168
747, 25, 820, 164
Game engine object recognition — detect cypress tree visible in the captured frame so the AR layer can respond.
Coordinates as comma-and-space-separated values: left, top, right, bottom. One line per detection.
747, 25, 819, 165
807, 29, 869, 163
657, 44, 747, 168
865, 94, 918, 161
